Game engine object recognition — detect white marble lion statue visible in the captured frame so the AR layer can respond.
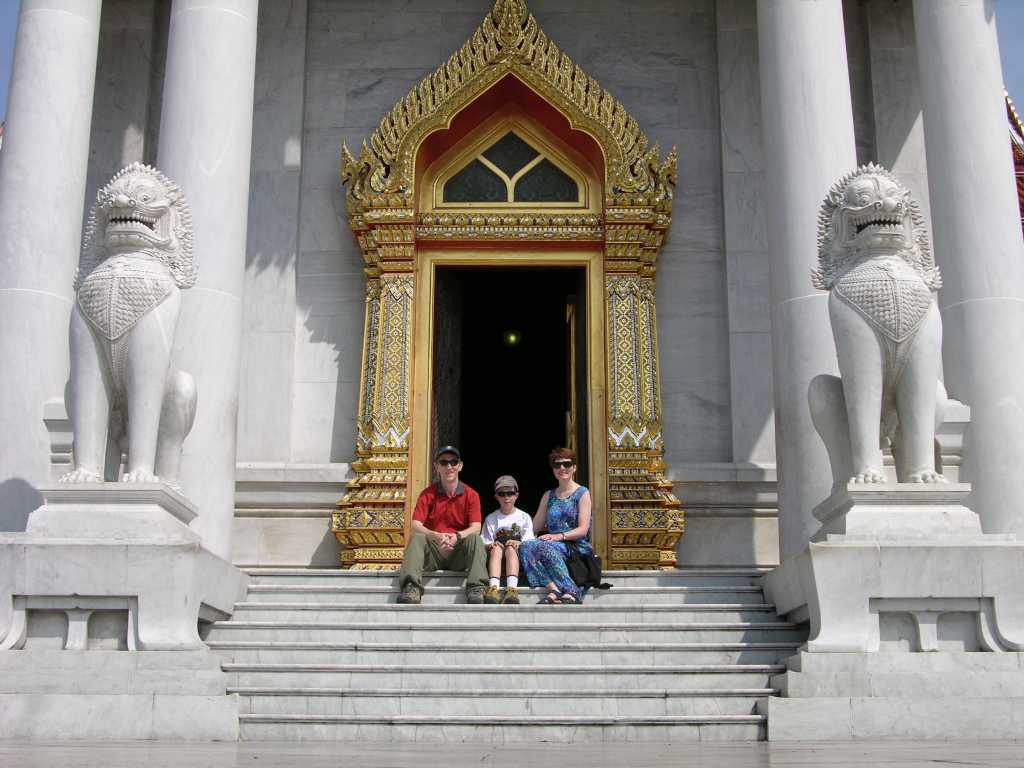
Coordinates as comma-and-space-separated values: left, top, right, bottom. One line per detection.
61, 163, 197, 488
809, 163, 947, 490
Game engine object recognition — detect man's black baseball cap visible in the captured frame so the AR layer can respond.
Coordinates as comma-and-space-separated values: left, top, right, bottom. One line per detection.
434, 445, 462, 461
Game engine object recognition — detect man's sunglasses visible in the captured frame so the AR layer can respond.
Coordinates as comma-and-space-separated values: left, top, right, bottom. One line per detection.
496, 490, 518, 497
551, 460, 575, 469
436, 458, 460, 467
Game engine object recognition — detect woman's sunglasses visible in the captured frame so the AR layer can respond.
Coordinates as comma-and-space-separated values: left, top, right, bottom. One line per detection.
551, 460, 575, 469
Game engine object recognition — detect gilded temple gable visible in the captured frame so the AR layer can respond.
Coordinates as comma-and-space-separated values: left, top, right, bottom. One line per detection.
340, 0, 677, 210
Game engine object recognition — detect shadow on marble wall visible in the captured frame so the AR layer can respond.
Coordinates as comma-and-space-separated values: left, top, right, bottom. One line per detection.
84, 0, 160, 225
0, 478, 43, 533
238, 0, 308, 463
309, 528, 343, 567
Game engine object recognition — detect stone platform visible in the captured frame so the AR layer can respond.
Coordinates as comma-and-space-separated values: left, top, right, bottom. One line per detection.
1, 739, 1022, 768
0, 484, 249, 740
762, 483, 1024, 740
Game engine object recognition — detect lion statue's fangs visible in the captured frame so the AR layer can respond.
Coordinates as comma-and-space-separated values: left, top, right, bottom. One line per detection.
61, 162, 197, 490
809, 163, 948, 490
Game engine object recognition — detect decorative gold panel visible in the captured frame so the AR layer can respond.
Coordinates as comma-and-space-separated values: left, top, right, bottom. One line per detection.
605, 277, 684, 568
334, 0, 682, 570
335, 274, 415, 569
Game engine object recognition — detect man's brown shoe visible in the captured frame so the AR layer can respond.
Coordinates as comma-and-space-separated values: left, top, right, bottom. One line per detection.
483, 585, 501, 604
396, 583, 422, 604
466, 584, 485, 604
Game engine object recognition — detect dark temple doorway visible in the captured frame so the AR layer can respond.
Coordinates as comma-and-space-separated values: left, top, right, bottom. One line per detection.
432, 266, 589, 514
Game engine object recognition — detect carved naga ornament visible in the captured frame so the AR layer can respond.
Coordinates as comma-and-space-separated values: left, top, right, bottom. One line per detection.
335, 0, 682, 570
810, 164, 948, 490
62, 163, 197, 489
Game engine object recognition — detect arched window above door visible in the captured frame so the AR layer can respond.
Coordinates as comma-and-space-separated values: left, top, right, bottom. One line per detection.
442, 131, 580, 204
424, 111, 596, 213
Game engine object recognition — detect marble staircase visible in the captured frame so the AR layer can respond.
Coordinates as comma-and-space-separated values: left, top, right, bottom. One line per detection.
205, 568, 804, 742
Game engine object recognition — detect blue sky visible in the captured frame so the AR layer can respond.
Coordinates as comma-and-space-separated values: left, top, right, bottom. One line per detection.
0, 0, 1022, 122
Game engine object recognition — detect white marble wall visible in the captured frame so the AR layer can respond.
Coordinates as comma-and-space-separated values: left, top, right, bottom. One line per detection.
291, 0, 410, 462
237, 0, 307, 462
715, 0, 774, 468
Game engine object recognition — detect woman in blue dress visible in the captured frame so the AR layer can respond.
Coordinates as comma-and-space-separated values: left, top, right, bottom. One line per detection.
519, 447, 593, 604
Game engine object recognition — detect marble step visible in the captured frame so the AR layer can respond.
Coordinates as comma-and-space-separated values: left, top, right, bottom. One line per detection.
208, 640, 800, 666
205, 621, 805, 645
236, 714, 766, 742
222, 662, 785, 691
241, 584, 767, 605
226, 603, 780, 624
242, 568, 768, 589
232, 688, 775, 716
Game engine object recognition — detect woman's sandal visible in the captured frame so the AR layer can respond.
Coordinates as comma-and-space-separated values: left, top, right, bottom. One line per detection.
559, 593, 580, 606
542, 591, 562, 605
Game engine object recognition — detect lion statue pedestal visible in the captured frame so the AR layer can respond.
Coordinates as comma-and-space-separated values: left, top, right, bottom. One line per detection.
760, 164, 1024, 742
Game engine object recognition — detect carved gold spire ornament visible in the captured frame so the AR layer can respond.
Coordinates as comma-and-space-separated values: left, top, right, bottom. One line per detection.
334, 0, 683, 570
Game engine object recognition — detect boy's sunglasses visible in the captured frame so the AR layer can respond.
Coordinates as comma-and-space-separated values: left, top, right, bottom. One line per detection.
496, 490, 518, 497
436, 459, 460, 467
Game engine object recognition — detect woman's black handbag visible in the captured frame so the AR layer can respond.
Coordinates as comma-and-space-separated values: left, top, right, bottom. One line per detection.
565, 543, 611, 589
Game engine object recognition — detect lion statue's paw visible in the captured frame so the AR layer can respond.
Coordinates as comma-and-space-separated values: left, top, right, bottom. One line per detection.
59, 468, 103, 483
850, 470, 886, 484
122, 469, 159, 483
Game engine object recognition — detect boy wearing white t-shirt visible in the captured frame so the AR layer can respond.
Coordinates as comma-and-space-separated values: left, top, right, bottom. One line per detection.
481, 475, 535, 605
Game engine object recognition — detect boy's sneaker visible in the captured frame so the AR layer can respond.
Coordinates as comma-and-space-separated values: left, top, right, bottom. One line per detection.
501, 587, 520, 605
466, 584, 485, 604
396, 583, 422, 604
483, 586, 501, 604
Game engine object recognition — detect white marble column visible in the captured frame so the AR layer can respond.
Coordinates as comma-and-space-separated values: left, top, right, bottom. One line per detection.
0, 0, 102, 530
156, 0, 258, 559
913, 0, 1024, 535
757, 0, 858, 558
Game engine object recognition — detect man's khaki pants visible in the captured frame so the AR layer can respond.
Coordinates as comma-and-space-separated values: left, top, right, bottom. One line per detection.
398, 533, 487, 592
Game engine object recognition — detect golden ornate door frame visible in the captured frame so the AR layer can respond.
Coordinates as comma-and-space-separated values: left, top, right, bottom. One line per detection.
409, 248, 609, 559
332, 0, 683, 570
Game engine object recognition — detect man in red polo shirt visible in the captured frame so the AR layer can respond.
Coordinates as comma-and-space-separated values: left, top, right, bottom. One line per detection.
396, 445, 487, 604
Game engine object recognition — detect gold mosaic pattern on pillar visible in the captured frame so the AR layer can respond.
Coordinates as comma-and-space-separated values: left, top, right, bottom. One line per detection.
334, 275, 414, 569
334, 0, 682, 569
606, 276, 684, 569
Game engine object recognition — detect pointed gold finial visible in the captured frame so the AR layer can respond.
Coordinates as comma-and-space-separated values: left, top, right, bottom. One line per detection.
492, 0, 528, 48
